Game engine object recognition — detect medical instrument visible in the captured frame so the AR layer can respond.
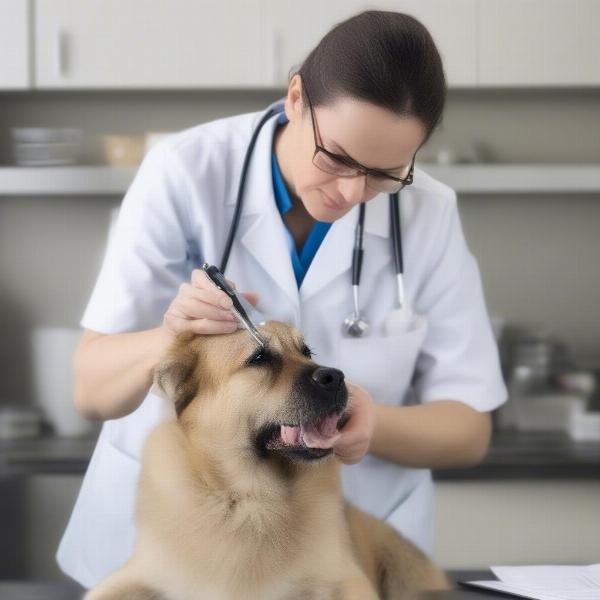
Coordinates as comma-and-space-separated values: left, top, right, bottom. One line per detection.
218, 99, 408, 339
202, 263, 266, 349
383, 192, 414, 336
343, 203, 370, 337
343, 190, 409, 337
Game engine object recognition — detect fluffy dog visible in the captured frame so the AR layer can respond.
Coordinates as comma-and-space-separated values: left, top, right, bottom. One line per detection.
85, 321, 449, 599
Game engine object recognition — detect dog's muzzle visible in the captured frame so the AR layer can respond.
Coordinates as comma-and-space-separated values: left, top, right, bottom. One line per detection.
256, 365, 349, 462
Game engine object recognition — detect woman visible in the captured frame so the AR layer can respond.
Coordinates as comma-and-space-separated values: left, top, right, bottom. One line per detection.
57, 10, 507, 589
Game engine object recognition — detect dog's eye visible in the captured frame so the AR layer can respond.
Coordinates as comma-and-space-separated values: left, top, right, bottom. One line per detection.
301, 344, 313, 358
246, 348, 270, 366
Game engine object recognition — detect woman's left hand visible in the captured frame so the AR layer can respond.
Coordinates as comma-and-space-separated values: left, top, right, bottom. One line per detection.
333, 381, 376, 465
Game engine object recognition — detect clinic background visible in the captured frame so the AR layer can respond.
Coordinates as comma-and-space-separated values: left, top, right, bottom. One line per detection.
1, 0, 599, 587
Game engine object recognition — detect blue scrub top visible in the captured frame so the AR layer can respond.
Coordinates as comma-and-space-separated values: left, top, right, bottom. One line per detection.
271, 112, 331, 287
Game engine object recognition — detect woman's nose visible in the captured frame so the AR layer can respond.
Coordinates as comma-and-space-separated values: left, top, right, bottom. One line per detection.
337, 174, 368, 205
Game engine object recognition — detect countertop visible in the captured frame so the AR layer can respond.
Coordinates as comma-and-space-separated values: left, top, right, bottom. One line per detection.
0, 572, 503, 599
1, 429, 599, 480
434, 429, 600, 480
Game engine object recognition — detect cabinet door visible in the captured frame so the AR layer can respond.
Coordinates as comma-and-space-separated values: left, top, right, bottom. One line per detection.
34, 0, 263, 88
479, 0, 600, 86
261, 0, 478, 88
0, 0, 30, 89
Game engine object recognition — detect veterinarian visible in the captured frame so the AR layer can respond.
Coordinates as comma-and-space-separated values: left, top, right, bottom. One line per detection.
57, 10, 507, 589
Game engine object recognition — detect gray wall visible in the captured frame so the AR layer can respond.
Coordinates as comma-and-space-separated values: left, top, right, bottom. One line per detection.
1, 88, 600, 408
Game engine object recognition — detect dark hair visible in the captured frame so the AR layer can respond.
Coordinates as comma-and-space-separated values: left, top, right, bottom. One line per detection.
293, 10, 447, 147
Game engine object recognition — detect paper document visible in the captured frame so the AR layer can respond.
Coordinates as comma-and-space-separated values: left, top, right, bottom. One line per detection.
463, 564, 600, 600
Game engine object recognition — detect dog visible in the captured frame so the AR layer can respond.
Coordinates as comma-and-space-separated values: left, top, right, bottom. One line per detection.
84, 321, 450, 599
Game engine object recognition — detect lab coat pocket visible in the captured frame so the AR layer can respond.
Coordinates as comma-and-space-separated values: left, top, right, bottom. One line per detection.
338, 315, 428, 405
56, 437, 141, 588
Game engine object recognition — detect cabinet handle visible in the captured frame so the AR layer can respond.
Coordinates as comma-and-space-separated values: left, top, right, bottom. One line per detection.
54, 28, 68, 78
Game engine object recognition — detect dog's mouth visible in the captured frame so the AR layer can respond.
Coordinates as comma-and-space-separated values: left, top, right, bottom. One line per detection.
256, 411, 349, 462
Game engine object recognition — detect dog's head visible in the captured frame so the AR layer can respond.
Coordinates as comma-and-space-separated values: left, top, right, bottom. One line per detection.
153, 321, 348, 463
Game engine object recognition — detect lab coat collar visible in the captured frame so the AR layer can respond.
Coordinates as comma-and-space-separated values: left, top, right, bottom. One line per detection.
227, 108, 391, 309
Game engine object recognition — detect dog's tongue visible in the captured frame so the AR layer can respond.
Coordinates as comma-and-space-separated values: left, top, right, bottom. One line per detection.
281, 413, 341, 449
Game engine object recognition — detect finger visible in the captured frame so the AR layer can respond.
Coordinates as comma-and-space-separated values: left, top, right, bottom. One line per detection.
184, 280, 233, 310
334, 436, 368, 462
188, 318, 239, 335
241, 291, 260, 307
340, 387, 368, 436
190, 269, 232, 297
165, 312, 238, 335
191, 268, 214, 288
190, 269, 238, 292
175, 295, 236, 322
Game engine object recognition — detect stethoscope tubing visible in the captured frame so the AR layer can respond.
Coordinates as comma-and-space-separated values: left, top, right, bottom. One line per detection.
353, 192, 403, 287
220, 105, 279, 272
220, 102, 405, 312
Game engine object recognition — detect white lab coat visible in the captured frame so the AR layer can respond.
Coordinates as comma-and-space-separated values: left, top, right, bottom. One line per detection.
56, 105, 507, 589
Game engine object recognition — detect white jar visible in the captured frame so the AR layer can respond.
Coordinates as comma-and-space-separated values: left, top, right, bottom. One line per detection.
30, 327, 95, 437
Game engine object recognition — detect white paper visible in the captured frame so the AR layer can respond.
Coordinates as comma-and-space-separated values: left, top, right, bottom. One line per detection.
465, 564, 600, 600
464, 580, 563, 600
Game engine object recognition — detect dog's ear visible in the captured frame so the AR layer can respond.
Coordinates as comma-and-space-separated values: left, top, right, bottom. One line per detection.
152, 332, 203, 417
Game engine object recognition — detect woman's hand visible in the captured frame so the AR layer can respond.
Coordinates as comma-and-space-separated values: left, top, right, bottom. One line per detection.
333, 381, 376, 465
161, 269, 259, 339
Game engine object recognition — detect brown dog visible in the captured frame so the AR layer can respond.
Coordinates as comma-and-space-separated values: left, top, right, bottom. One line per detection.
85, 321, 449, 599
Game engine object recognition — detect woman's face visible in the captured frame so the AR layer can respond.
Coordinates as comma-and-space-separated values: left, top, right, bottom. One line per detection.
282, 75, 427, 223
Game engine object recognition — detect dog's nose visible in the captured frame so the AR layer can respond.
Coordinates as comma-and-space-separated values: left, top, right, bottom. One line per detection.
292, 365, 348, 422
311, 367, 344, 391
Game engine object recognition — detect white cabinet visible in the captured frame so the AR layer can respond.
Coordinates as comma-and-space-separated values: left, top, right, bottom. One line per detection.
390, 0, 478, 87
33, 0, 477, 89
0, 0, 31, 89
34, 0, 263, 88
434, 480, 600, 568
26, 0, 600, 89
262, 0, 478, 87
479, 0, 600, 86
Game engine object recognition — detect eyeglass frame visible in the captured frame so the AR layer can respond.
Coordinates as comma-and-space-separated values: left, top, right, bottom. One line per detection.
302, 81, 416, 193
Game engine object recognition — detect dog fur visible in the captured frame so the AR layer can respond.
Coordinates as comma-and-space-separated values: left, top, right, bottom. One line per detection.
84, 321, 450, 599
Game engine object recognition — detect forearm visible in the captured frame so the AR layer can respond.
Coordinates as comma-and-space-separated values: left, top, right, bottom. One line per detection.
73, 326, 173, 421
369, 400, 492, 469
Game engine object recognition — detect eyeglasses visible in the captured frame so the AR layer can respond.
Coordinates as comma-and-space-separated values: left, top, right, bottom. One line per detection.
303, 81, 415, 194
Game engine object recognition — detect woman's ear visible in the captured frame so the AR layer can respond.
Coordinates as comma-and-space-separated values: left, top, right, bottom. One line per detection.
285, 73, 304, 122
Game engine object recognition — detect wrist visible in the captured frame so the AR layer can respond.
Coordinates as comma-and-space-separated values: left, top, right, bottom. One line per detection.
369, 403, 397, 457
149, 326, 175, 372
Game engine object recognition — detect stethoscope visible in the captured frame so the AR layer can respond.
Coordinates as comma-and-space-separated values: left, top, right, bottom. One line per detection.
219, 99, 408, 338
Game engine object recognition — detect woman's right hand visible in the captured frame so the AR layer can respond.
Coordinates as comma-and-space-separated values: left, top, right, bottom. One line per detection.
162, 268, 260, 338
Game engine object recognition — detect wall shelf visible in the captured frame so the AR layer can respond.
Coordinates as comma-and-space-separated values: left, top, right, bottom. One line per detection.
0, 166, 135, 196
0, 164, 599, 196
424, 164, 600, 194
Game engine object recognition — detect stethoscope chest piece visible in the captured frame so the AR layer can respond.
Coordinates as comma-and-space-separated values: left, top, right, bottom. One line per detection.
343, 313, 370, 337
342, 193, 406, 338
343, 283, 370, 337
